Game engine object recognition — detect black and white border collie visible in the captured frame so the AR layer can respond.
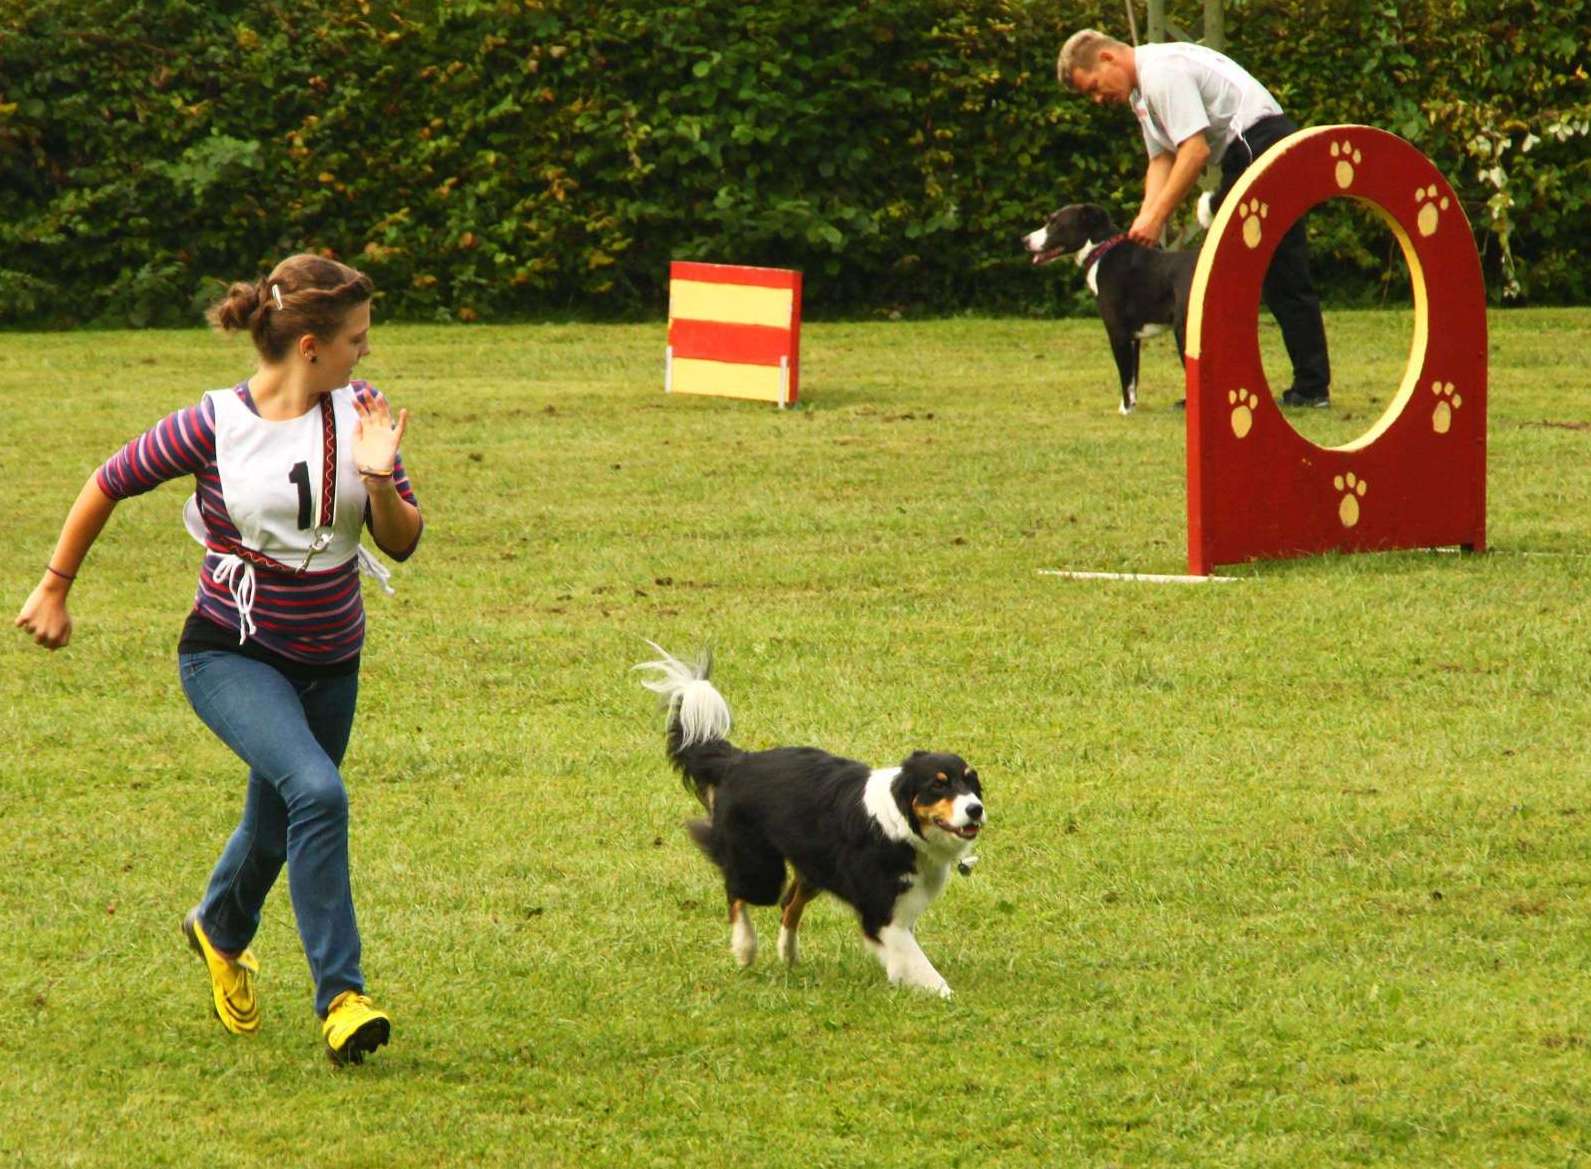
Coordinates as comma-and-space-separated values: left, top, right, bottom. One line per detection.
637, 644, 985, 998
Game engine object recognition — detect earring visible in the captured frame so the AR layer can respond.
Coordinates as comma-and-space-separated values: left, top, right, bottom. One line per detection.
310, 355, 318, 364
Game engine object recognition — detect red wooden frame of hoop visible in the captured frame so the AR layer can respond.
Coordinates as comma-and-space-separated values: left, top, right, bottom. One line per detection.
1184, 124, 1487, 576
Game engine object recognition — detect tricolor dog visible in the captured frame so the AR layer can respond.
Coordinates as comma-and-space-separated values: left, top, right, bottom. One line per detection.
1022, 202, 1198, 414
637, 644, 984, 998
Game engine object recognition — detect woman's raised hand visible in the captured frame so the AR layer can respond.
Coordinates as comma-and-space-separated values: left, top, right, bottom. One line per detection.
351, 386, 410, 476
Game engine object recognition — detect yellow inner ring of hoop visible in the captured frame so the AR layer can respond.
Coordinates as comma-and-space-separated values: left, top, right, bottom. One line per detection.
1185, 126, 1428, 454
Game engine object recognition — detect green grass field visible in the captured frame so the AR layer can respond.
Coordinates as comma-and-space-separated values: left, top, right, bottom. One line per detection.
2, 309, 1589, 1167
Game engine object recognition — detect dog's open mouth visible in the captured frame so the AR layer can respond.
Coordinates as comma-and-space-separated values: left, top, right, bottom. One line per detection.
1030, 247, 1065, 266
935, 818, 981, 840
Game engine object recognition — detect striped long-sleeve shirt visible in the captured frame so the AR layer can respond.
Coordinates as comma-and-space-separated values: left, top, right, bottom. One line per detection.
96, 381, 420, 666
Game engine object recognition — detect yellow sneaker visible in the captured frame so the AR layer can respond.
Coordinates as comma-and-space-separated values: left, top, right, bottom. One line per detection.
322, 990, 391, 1065
182, 908, 260, 1036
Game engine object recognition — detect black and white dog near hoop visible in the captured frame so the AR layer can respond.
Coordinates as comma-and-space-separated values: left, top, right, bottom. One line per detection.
636, 642, 985, 998
1021, 201, 1208, 415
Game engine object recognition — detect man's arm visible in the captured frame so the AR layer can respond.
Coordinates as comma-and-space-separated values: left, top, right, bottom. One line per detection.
1142, 152, 1174, 215
1130, 132, 1210, 245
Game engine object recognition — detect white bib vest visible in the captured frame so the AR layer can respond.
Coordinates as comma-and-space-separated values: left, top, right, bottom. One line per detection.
184, 385, 394, 643
208, 385, 367, 567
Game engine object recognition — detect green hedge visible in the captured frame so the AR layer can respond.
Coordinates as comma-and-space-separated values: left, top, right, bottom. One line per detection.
0, 0, 1585, 324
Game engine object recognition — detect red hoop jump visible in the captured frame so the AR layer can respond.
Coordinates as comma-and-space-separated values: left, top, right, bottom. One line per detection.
1185, 125, 1487, 575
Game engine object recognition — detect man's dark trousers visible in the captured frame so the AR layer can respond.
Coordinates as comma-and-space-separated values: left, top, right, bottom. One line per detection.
1212, 113, 1331, 398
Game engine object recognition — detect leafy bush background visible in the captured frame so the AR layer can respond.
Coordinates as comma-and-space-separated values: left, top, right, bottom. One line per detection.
0, 0, 1585, 324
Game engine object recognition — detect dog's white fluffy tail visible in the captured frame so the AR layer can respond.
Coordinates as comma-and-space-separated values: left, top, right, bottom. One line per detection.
635, 641, 732, 748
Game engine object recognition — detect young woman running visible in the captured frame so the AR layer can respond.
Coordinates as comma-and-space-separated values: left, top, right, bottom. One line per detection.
16, 254, 421, 1064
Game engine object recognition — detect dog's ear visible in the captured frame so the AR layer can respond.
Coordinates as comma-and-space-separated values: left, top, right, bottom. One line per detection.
1085, 204, 1115, 237
890, 766, 927, 834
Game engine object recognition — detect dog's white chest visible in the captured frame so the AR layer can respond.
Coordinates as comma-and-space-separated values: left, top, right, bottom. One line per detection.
893, 863, 950, 930
1075, 239, 1101, 298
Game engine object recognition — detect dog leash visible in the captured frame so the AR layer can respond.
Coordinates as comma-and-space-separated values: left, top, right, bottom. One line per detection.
1082, 234, 1130, 272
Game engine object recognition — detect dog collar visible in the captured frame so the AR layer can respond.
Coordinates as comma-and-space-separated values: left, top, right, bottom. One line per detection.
1081, 234, 1129, 271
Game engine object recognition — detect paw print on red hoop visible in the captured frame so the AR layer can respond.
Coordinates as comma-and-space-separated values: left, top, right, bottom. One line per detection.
1227, 388, 1259, 439
1330, 139, 1363, 190
1332, 471, 1368, 528
1236, 198, 1268, 249
1414, 184, 1451, 237
1430, 380, 1462, 434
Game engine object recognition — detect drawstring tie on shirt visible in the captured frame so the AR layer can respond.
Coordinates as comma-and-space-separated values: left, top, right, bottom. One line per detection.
356, 546, 395, 596
210, 548, 396, 644
210, 554, 258, 644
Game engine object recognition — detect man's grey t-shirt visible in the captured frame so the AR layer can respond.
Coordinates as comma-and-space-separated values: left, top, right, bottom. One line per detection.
1130, 42, 1283, 163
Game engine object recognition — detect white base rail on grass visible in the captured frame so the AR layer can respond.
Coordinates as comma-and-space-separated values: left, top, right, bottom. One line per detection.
1039, 569, 1240, 584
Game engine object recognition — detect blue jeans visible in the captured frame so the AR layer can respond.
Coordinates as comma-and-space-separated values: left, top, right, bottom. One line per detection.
179, 650, 364, 1017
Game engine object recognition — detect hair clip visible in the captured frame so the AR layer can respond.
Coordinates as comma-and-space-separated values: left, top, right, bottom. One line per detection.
271, 284, 284, 310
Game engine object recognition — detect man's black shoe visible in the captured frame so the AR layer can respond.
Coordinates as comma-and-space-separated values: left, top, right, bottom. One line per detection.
1281, 387, 1330, 409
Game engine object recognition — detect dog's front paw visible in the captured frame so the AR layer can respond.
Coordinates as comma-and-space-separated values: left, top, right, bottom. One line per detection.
730, 906, 758, 968
776, 925, 799, 966
890, 968, 953, 998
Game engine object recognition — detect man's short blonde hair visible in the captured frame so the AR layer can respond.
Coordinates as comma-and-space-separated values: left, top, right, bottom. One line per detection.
1058, 29, 1127, 88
